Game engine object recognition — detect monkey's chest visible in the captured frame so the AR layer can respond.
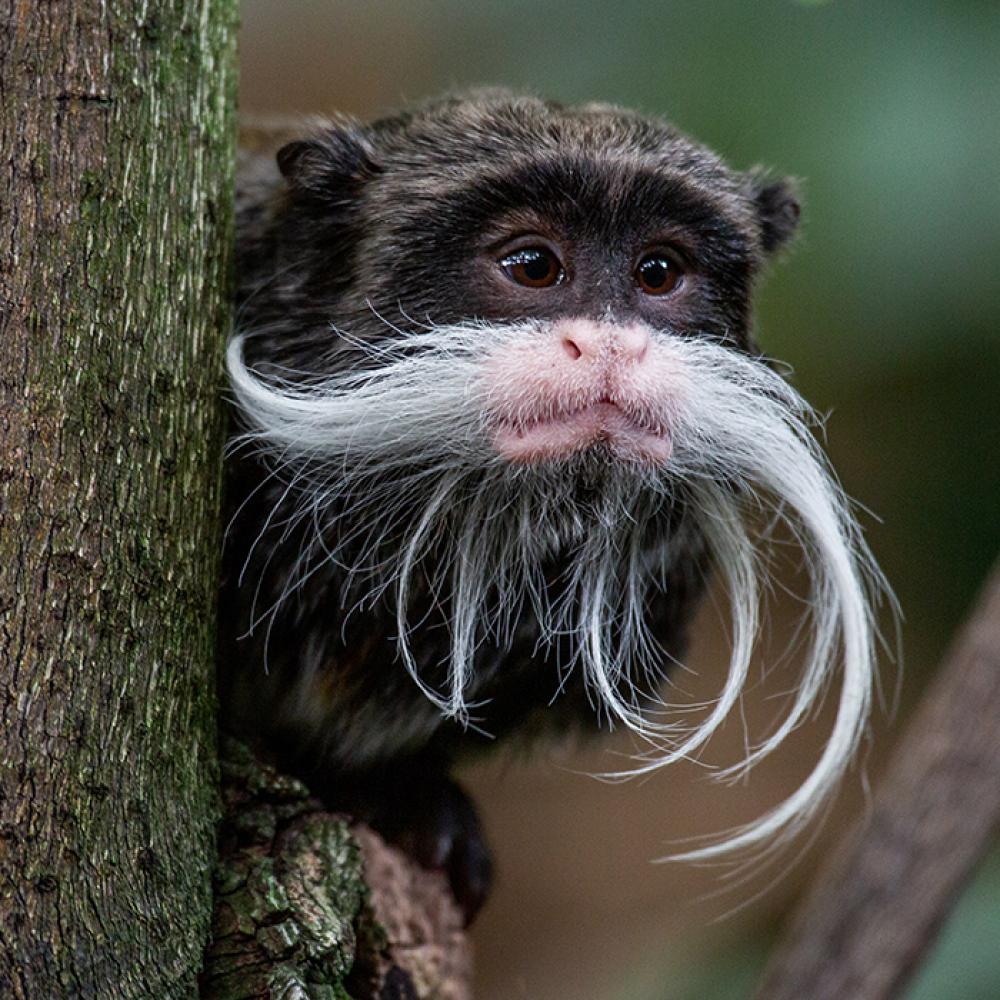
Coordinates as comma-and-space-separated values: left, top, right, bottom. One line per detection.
259, 571, 694, 769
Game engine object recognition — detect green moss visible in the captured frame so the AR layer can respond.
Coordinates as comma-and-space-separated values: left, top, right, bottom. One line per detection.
205, 742, 377, 998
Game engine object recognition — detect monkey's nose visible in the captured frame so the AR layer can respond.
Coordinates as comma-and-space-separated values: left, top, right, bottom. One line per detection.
616, 324, 650, 361
558, 320, 650, 363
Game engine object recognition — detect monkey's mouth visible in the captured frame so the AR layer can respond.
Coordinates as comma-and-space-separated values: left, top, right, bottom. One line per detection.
492, 398, 672, 465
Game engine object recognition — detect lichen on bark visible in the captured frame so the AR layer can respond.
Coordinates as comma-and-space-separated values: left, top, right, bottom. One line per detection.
203, 739, 472, 1000
203, 740, 370, 1000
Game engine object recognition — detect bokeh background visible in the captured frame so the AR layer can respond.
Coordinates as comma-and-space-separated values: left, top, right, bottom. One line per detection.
239, 2, 1000, 997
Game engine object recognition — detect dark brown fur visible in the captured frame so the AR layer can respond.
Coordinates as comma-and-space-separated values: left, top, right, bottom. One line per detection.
219, 90, 799, 919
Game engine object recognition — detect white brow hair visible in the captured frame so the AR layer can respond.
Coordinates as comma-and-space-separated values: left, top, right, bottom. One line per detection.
226, 319, 888, 862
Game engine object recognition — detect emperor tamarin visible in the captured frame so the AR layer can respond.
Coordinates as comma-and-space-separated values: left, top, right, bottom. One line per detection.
220, 90, 884, 922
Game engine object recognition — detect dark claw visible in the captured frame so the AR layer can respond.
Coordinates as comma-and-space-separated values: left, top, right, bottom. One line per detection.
380, 965, 418, 1000
373, 772, 493, 926
314, 764, 493, 926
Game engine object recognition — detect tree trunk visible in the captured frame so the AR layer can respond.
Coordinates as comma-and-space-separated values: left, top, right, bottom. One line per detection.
0, 2, 237, 996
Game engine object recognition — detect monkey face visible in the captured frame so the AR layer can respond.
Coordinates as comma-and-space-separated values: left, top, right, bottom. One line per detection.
261, 93, 798, 472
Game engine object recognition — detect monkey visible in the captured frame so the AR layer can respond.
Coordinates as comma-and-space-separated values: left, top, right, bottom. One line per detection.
219, 90, 884, 924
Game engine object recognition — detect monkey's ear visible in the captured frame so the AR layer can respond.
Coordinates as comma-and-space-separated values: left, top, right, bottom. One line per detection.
745, 171, 801, 255
276, 122, 379, 202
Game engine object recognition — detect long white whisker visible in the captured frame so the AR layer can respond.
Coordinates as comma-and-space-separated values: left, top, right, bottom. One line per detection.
226, 320, 890, 863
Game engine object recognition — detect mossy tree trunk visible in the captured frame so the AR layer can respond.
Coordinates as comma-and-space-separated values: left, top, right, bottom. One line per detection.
0, 2, 237, 996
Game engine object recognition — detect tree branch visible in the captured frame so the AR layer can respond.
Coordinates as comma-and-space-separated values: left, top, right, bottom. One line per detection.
755, 558, 1000, 1000
201, 740, 471, 1000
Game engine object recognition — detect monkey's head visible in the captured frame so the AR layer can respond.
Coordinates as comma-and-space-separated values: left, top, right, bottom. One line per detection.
240, 90, 800, 424
230, 91, 884, 860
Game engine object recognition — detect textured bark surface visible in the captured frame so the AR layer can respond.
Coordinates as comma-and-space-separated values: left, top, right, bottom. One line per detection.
203, 740, 472, 1000
0, 2, 237, 996
755, 558, 1000, 1000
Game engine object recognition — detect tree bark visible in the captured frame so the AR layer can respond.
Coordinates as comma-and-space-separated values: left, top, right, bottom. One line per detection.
202, 740, 472, 1000
755, 558, 1000, 1000
0, 2, 237, 996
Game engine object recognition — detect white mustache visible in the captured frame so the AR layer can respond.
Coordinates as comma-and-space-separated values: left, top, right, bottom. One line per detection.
227, 319, 889, 862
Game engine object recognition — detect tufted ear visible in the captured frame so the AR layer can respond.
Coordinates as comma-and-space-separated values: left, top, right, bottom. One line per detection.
276, 121, 380, 204
745, 170, 801, 255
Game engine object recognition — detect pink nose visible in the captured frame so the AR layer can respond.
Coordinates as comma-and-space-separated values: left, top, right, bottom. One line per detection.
560, 321, 649, 362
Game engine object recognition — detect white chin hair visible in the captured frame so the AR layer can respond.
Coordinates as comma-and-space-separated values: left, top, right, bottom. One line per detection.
227, 319, 890, 863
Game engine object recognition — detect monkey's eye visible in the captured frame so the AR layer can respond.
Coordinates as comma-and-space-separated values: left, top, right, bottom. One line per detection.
635, 250, 684, 296
499, 247, 565, 289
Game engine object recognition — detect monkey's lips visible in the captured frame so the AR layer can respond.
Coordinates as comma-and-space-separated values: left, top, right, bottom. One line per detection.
492, 399, 672, 465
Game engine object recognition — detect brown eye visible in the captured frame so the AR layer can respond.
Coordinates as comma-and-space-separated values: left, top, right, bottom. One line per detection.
636, 250, 684, 296
499, 247, 564, 288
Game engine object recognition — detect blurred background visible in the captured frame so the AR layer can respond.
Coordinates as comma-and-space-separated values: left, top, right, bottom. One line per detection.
239, 2, 1000, 997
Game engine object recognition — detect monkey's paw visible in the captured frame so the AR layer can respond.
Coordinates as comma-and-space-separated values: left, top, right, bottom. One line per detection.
370, 773, 493, 926
320, 765, 492, 926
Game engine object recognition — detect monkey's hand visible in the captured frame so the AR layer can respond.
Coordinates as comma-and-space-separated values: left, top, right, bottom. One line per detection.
318, 760, 493, 926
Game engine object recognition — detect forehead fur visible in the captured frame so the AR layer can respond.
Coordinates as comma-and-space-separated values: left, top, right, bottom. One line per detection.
236, 89, 798, 369
361, 90, 760, 244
